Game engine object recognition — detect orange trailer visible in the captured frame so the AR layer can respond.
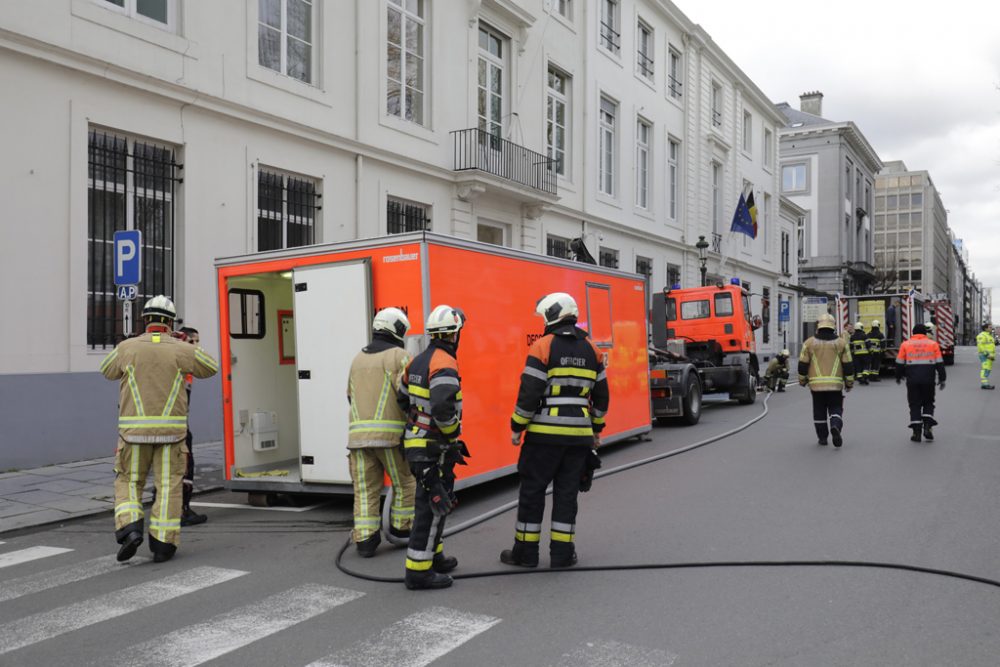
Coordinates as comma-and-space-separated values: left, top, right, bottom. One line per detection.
215, 232, 651, 496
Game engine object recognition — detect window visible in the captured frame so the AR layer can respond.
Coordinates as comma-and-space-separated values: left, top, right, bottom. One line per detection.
667, 46, 682, 99
781, 231, 791, 274
782, 164, 807, 192
599, 0, 619, 54
711, 162, 721, 234
742, 110, 752, 153
887, 194, 898, 208
599, 96, 617, 196
681, 300, 711, 320
99, 0, 175, 30
259, 0, 314, 84
636, 255, 652, 278
636, 20, 653, 80
546, 235, 572, 259
763, 193, 771, 249
554, 0, 571, 19
714, 293, 733, 317
711, 82, 722, 128
844, 160, 852, 201
667, 138, 679, 220
599, 247, 619, 269
229, 289, 266, 339
797, 215, 805, 259
386, 0, 426, 125
477, 223, 504, 246
87, 128, 181, 349
667, 263, 681, 288
478, 24, 506, 140
764, 128, 773, 167
635, 118, 651, 209
257, 168, 320, 251
762, 287, 771, 344
387, 197, 430, 234
546, 66, 569, 177
912, 192, 923, 207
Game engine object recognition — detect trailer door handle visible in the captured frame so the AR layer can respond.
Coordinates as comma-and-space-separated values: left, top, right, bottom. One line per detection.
298, 370, 311, 379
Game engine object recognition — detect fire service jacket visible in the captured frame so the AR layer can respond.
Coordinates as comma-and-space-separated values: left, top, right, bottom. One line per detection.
895, 334, 946, 386
347, 335, 410, 449
798, 330, 855, 393
397, 339, 462, 462
100, 331, 218, 444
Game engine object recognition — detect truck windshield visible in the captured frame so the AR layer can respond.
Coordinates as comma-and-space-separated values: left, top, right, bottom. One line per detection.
681, 300, 711, 320
714, 293, 733, 316
666, 298, 676, 321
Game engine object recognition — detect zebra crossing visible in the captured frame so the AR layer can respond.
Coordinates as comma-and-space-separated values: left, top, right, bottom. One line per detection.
0, 540, 675, 666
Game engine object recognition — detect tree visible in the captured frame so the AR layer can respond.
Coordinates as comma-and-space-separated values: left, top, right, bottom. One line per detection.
872, 251, 902, 293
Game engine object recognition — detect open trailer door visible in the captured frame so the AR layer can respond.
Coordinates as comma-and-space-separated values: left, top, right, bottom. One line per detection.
292, 260, 372, 483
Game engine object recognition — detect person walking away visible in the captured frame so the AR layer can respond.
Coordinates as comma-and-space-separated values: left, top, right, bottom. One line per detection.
100, 296, 218, 562
346, 308, 416, 557
865, 320, 886, 382
501, 293, 610, 569
397, 305, 468, 590
976, 323, 995, 390
895, 323, 946, 442
765, 350, 791, 392
849, 322, 870, 385
798, 313, 855, 448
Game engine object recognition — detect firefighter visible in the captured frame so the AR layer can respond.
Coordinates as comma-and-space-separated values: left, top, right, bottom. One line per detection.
501, 293, 610, 569
865, 320, 885, 381
764, 350, 791, 392
176, 326, 208, 527
849, 321, 870, 385
397, 305, 467, 590
798, 312, 855, 447
100, 296, 218, 563
976, 322, 995, 390
346, 308, 416, 558
895, 323, 946, 442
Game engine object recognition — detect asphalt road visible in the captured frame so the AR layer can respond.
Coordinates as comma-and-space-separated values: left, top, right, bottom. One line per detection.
1, 347, 998, 666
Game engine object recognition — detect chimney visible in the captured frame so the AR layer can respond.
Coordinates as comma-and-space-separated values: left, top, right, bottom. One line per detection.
799, 91, 823, 116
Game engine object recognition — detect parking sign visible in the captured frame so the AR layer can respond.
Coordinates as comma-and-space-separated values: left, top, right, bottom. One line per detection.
779, 299, 790, 322
113, 230, 142, 286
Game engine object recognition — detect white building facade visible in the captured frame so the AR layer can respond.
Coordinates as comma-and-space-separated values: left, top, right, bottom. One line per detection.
0, 0, 785, 467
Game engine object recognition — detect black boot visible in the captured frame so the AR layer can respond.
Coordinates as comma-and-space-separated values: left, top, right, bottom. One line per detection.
500, 545, 538, 568
404, 570, 453, 590
550, 545, 578, 568
923, 425, 934, 441
116, 531, 143, 562
355, 532, 381, 558
910, 426, 922, 442
433, 553, 458, 573
149, 535, 177, 563
181, 507, 207, 527
831, 426, 843, 448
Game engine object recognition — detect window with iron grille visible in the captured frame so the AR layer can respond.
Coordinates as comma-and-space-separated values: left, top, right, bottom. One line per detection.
636, 20, 653, 80
599, 247, 619, 269
667, 263, 681, 287
257, 168, 321, 251
546, 235, 572, 260
636, 256, 652, 279
668, 46, 683, 99
87, 128, 182, 349
781, 231, 791, 275
387, 197, 431, 234
762, 286, 771, 344
599, 0, 619, 54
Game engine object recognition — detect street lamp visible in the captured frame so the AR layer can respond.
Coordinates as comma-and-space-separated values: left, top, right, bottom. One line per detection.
696, 235, 709, 287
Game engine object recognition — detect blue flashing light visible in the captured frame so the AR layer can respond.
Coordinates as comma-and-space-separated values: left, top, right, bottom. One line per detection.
730, 278, 741, 286
671, 283, 681, 290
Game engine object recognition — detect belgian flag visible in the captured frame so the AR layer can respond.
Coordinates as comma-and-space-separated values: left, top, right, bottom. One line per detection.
745, 191, 758, 239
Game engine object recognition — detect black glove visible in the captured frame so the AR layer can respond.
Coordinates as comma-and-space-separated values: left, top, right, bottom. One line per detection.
938, 381, 945, 391
579, 448, 602, 493
410, 461, 455, 517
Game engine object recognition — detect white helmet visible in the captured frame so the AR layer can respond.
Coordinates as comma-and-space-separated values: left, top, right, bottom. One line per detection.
425, 305, 465, 336
781, 349, 790, 357
925, 320, 935, 330
536, 292, 579, 326
372, 307, 410, 341
855, 321, 864, 329
871, 320, 880, 328
142, 295, 176, 322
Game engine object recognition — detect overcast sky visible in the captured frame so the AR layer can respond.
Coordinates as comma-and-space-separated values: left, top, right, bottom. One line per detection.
681, 0, 1000, 317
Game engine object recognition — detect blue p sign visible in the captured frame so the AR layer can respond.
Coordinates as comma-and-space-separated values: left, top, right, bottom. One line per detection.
113, 230, 142, 286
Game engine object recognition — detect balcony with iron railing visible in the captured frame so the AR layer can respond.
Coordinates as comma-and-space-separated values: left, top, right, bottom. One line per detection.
711, 232, 723, 253
600, 21, 620, 54
451, 128, 558, 198
668, 75, 683, 99
637, 51, 654, 79
712, 109, 722, 128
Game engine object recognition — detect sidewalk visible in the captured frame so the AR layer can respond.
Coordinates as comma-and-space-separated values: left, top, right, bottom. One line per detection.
0, 441, 225, 535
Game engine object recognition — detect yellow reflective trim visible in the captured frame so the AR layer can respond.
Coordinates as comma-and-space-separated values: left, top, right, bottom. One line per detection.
125, 366, 145, 416
549, 408, 559, 417
548, 367, 598, 380
435, 543, 444, 554
408, 385, 430, 398
581, 385, 590, 396
404, 439, 429, 449
405, 558, 434, 571
511, 413, 531, 425
162, 371, 184, 417
349, 378, 360, 421
373, 373, 392, 420
551, 531, 574, 543
551, 384, 561, 396
157, 444, 171, 541
515, 531, 541, 543
439, 421, 459, 435
455, 391, 463, 400
525, 424, 594, 436
152, 334, 161, 343
592, 417, 606, 425
195, 349, 218, 371
99, 349, 118, 373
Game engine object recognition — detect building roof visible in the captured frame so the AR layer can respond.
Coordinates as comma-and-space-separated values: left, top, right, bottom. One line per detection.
775, 102, 833, 129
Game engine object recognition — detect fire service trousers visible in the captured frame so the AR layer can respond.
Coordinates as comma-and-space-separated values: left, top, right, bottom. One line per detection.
513, 442, 589, 560
113, 438, 185, 551
811, 392, 844, 440
349, 447, 416, 542
405, 462, 455, 575
906, 382, 937, 427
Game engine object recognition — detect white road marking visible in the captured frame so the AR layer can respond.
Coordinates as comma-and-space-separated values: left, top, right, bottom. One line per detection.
189, 501, 329, 513
0, 555, 148, 603
0, 566, 247, 655
0, 546, 73, 570
120, 584, 364, 667
553, 639, 677, 667
308, 606, 501, 667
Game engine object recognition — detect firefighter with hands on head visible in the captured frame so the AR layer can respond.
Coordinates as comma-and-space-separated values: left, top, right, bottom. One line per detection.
764, 349, 791, 392
397, 304, 468, 590
100, 296, 218, 563
895, 323, 946, 442
976, 322, 995, 390
865, 319, 885, 381
799, 312, 855, 448
849, 321, 870, 385
346, 308, 416, 558
501, 292, 610, 569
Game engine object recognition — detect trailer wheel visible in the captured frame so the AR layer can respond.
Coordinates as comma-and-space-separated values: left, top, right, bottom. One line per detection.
737, 368, 757, 405
247, 492, 274, 508
680, 376, 702, 425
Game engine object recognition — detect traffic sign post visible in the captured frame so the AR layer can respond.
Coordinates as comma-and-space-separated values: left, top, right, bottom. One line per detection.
779, 299, 791, 323
113, 231, 142, 338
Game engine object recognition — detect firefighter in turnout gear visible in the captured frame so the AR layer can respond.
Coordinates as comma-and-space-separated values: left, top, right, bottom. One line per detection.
346, 308, 416, 558
397, 305, 468, 590
865, 320, 885, 381
976, 323, 995, 389
764, 350, 791, 392
799, 312, 855, 447
501, 293, 610, 569
100, 296, 218, 563
850, 321, 870, 385
896, 323, 946, 442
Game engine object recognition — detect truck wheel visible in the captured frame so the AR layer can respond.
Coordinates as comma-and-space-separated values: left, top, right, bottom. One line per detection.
247, 492, 273, 508
737, 369, 757, 405
680, 376, 702, 425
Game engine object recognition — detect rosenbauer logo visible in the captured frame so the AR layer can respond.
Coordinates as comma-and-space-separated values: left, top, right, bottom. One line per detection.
383, 251, 419, 263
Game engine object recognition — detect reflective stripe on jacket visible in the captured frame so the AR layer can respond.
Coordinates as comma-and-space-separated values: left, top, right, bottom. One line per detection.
976, 331, 995, 356
866, 329, 885, 353
895, 334, 945, 385
510, 323, 610, 446
100, 331, 218, 443
850, 330, 869, 355
798, 332, 854, 392
347, 338, 409, 449
397, 339, 462, 462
